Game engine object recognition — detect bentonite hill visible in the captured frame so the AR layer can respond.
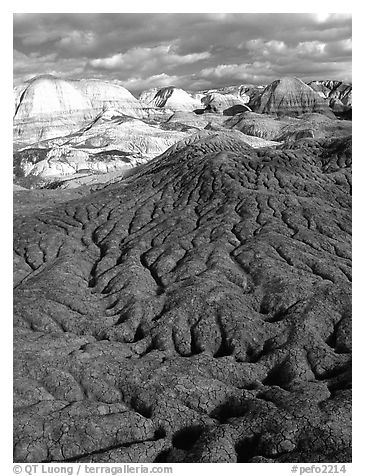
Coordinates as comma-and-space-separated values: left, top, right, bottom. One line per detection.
13, 74, 351, 463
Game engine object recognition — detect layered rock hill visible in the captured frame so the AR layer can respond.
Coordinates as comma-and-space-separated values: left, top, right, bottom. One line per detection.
139, 86, 202, 112
14, 75, 96, 145
251, 77, 334, 117
14, 130, 351, 463
13, 76, 169, 146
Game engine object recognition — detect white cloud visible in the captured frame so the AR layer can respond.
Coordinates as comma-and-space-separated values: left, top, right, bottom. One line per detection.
13, 49, 85, 81
201, 63, 261, 81
313, 13, 352, 24
121, 73, 181, 91
19, 30, 61, 46
314, 13, 332, 23
13, 13, 351, 91
57, 30, 96, 49
247, 39, 288, 56
89, 45, 210, 71
247, 38, 328, 59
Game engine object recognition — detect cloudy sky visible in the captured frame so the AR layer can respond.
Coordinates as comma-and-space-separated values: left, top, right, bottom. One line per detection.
13, 13, 352, 93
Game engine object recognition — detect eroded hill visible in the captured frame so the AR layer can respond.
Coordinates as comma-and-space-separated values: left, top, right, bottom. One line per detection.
13, 131, 351, 463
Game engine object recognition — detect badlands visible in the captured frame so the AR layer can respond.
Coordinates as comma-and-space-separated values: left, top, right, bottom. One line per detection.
13, 75, 351, 463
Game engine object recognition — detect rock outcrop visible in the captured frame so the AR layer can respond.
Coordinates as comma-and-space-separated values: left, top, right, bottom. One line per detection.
14, 130, 351, 463
251, 77, 333, 117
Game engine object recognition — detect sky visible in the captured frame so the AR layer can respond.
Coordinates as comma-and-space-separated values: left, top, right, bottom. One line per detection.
13, 13, 352, 94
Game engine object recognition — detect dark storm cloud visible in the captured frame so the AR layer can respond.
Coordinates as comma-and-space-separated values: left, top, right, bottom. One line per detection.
13, 13, 352, 93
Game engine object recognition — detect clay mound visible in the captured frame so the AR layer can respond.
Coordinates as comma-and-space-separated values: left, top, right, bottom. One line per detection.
159, 130, 279, 158
14, 130, 351, 463
201, 92, 251, 115
225, 112, 287, 140
140, 86, 202, 111
282, 134, 352, 158
251, 77, 333, 117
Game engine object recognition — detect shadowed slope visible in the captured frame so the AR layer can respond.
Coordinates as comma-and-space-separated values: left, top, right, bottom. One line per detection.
14, 131, 351, 463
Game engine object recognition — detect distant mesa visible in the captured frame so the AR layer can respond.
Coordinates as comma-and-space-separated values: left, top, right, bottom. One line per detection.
251, 77, 335, 117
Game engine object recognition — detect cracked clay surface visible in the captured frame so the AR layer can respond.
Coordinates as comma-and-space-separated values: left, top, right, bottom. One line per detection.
13, 131, 351, 463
